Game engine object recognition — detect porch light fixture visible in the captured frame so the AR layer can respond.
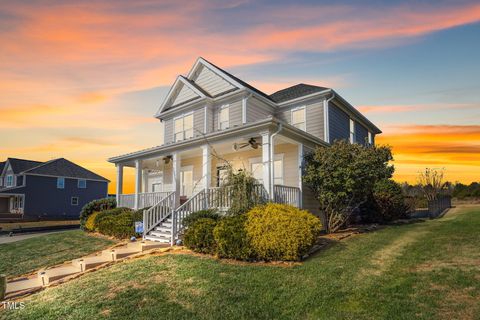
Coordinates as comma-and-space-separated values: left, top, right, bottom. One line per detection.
163, 156, 172, 165
232, 138, 260, 151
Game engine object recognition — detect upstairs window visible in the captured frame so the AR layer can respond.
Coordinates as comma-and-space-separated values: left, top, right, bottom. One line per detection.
57, 177, 65, 189
78, 179, 87, 189
350, 119, 356, 143
6, 175, 13, 187
291, 107, 306, 131
218, 105, 229, 130
174, 113, 194, 142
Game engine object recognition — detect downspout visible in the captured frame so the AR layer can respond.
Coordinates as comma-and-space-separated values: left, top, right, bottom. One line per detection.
324, 91, 335, 144
269, 122, 283, 201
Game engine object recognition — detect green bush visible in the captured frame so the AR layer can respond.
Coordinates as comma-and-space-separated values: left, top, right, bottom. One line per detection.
80, 198, 116, 230
372, 179, 409, 222
245, 203, 322, 261
182, 209, 220, 228
184, 218, 217, 254
85, 211, 100, 232
213, 215, 253, 260
94, 207, 132, 228
97, 211, 138, 239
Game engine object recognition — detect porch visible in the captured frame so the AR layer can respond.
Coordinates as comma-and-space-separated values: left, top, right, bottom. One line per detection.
0, 193, 25, 215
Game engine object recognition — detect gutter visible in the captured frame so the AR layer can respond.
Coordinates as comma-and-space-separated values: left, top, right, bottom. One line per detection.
269, 121, 283, 200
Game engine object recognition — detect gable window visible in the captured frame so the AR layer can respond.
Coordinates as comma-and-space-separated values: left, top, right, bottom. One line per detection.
350, 119, 356, 143
218, 105, 229, 130
71, 197, 79, 206
174, 113, 194, 142
57, 177, 65, 189
368, 132, 373, 145
78, 179, 86, 189
291, 106, 306, 131
6, 175, 13, 187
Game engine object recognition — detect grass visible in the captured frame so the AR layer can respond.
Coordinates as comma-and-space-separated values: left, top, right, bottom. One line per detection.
0, 230, 116, 277
3, 206, 480, 320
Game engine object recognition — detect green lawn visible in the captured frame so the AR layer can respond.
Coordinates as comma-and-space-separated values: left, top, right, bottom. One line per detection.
4, 206, 480, 320
0, 230, 116, 277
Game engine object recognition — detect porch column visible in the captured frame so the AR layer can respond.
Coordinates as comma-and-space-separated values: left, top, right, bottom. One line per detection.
201, 145, 212, 190
261, 131, 272, 200
142, 169, 149, 193
134, 159, 142, 210
172, 152, 181, 207
115, 164, 123, 206
297, 144, 304, 208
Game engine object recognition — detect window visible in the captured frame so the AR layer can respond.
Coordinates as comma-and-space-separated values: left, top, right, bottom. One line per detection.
349, 119, 356, 143
71, 197, 79, 206
78, 179, 86, 189
216, 166, 229, 187
218, 105, 229, 130
6, 175, 13, 187
174, 113, 194, 142
291, 107, 306, 131
368, 131, 373, 145
180, 167, 193, 197
249, 155, 284, 185
57, 177, 65, 189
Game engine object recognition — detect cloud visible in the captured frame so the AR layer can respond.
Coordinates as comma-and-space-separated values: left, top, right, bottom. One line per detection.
358, 103, 480, 114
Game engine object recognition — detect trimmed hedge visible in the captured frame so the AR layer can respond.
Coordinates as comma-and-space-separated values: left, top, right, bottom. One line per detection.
245, 203, 322, 261
80, 198, 116, 230
97, 211, 138, 239
85, 211, 100, 232
213, 215, 252, 260
182, 209, 220, 228
183, 218, 217, 254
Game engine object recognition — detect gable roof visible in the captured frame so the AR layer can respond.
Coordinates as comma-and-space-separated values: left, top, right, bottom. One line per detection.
269, 84, 330, 103
5, 158, 44, 174
22, 158, 109, 182
0, 162, 5, 175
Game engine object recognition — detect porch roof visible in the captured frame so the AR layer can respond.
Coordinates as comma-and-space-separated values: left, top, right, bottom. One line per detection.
108, 117, 329, 165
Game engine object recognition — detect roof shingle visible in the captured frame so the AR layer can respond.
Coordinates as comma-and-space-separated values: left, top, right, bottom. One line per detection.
22, 158, 109, 182
7, 158, 44, 174
269, 83, 330, 103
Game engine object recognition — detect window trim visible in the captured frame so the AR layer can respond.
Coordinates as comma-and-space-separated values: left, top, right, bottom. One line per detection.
291, 106, 306, 131
218, 104, 230, 130
71, 197, 79, 206
173, 111, 194, 142
6, 175, 13, 187
77, 179, 87, 189
57, 177, 65, 189
248, 154, 285, 185
349, 119, 356, 143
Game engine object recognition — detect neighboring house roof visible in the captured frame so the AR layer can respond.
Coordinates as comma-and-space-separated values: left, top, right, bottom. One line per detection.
7, 158, 44, 174
269, 84, 330, 103
0, 162, 5, 175
22, 158, 110, 182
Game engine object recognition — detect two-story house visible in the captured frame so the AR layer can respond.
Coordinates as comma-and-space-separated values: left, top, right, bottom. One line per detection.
0, 158, 109, 220
108, 57, 381, 243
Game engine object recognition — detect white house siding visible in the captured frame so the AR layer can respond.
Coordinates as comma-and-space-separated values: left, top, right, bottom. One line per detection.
192, 65, 236, 97
246, 97, 273, 123
205, 106, 214, 134
163, 107, 206, 144
163, 119, 173, 144
171, 83, 199, 106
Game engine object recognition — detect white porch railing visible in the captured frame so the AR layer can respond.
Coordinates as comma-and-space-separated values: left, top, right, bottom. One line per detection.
118, 191, 171, 209
143, 192, 175, 236
273, 185, 301, 207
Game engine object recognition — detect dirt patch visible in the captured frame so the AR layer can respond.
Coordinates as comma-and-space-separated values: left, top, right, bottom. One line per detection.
430, 283, 479, 320
415, 258, 480, 272
360, 229, 429, 277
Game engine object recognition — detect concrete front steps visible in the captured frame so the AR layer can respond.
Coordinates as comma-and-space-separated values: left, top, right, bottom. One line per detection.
5, 240, 169, 298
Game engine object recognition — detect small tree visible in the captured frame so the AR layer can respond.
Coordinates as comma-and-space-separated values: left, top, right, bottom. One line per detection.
222, 168, 265, 215
417, 168, 446, 201
304, 140, 394, 233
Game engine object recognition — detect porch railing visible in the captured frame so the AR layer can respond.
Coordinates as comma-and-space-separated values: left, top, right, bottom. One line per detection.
143, 192, 175, 236
118, 191, 171, 209
273, 185, 301, 207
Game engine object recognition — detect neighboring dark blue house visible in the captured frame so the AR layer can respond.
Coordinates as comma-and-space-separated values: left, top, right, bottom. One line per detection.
0, 158, 109, 220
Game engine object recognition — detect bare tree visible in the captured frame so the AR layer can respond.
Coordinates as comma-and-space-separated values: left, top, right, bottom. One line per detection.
417, 168, 446, 201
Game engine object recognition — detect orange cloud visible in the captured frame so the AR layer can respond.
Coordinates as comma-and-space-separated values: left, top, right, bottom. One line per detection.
358, 103, 479, 113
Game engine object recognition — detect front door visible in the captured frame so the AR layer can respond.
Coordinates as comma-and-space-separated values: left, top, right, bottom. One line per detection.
180, 167, 193, 197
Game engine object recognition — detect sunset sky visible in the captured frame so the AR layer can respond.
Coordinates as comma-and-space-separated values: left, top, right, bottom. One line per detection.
1, 0, 479, 193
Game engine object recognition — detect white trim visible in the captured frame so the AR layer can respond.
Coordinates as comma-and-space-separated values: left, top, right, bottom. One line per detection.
77, 179, 87, 189
178, 76, 207, 98
218, 104, 230, 130
156, 76, 206, 116
187, 57, 245, 89
349, 119, 355, 143
368, 131, 373, 145
57, 177, 65, 189
323, 98, 330, 143
71, 196, 79, 206
242, 97, 247, 124
23, 173, 108, 183
203, 105, 208, 133
173, 111, 194, 142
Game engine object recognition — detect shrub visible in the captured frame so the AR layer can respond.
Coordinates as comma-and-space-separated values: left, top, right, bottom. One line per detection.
182, 209, 220, 228
80, 198, 116, 230
372, 179, 409, 222
97, 211, 137, 239
245, 203, 322, 261
85, 211, 101, 232
94, 207, 132, 228
183, 218, 217, 254
213, 215, 252, 260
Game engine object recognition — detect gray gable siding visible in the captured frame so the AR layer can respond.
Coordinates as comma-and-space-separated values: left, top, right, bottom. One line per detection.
329, 103, 350, 143
246, 97, 273, 123
355, 122, 369, 145
163, 107, 206, 144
